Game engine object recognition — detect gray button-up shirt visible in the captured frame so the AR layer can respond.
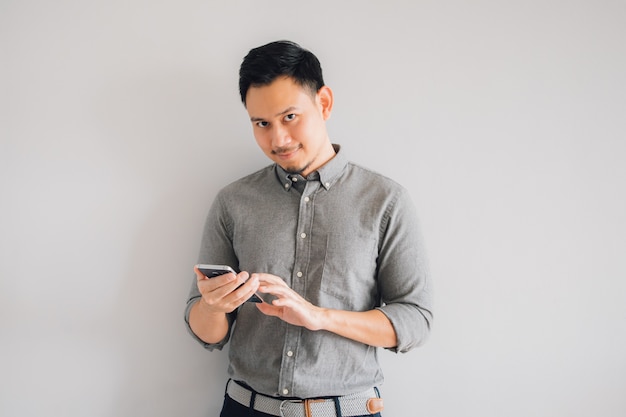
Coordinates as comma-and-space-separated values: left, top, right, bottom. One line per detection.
185, 145, 432, 399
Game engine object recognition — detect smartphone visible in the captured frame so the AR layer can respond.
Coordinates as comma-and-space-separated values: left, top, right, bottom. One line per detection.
196, 264, 263, 303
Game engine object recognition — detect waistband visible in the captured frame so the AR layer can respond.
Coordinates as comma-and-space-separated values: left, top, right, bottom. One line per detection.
226, 380, 384, 417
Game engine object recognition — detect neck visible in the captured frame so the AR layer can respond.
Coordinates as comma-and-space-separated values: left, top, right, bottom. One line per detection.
301, 141, 336, 177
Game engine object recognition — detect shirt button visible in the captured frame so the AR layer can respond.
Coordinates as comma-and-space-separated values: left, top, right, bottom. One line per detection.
283, 389, 289, 395
296, 271, 303, 277
325, 182, 330, 187
304, 197, 310, 202
300, 233, 306, 239
287, 350, 294, 357
284, 183, 289, 188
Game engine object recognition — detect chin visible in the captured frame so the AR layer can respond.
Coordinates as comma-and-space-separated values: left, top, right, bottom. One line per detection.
286, 161, 312, 176
281, 165, 302, 175
275, 159, 302, 174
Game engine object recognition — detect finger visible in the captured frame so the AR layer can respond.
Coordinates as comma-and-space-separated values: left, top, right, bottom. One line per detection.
194, 265, 207, 281
208, 272, 254, 303
234, 272, 259, 295
256, 301, 281, 317
257, 281, 294, 298
252, 273, 287, 286
197, 271, 241, 302
216, 272, 247, 295
199, 282, 244, 312
231, 278, 259, 304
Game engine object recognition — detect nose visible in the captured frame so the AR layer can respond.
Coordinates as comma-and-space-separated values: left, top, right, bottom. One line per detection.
271, 123, 291, 148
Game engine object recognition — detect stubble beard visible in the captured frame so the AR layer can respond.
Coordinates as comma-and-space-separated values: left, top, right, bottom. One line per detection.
273, 145, 312, 176
285, 164, 309, 176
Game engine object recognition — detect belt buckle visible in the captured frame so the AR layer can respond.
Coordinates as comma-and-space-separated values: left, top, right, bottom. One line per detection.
279, 398, 327, 417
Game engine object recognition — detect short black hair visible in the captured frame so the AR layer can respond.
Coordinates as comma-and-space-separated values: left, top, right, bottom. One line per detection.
239, 40, 325, 105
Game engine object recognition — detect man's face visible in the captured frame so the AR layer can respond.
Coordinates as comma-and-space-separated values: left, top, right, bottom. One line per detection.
245, 76, 334, 177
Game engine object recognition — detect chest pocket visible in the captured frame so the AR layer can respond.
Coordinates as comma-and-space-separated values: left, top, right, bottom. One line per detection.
313, 232, 379, 311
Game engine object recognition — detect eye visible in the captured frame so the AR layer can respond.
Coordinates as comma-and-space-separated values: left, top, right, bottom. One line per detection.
256, 121, 269, 128
284, 114, 296, 122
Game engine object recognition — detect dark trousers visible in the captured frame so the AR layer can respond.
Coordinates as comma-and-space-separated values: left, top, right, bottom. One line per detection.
219, 392, 383, 417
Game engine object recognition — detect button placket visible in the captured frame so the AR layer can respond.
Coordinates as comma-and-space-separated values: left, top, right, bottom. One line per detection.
278, 181, 318, 398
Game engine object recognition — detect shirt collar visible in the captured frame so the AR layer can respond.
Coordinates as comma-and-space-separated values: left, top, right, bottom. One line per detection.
275, 144, 347, 191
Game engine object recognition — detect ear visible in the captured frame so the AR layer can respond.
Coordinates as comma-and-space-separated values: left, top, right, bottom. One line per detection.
316, 86, 334, 120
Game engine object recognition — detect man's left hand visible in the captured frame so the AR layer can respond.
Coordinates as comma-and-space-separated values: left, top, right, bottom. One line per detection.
253, 273, 325, 331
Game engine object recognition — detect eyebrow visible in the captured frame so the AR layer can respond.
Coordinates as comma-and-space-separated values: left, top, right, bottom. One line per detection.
250, 106, 299, 122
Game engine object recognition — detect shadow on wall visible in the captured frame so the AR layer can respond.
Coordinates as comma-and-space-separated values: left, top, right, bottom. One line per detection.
110, 185, 230, 416
89, 70, 263, 416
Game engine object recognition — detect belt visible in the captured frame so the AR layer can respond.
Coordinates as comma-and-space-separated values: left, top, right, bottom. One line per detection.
226, 380, 384, 417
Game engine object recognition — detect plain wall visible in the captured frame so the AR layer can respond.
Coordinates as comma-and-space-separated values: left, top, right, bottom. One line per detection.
1, 1, 625, 416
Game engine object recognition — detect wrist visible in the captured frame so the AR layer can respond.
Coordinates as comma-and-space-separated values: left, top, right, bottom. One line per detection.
312, 307, 331, 331
196, 297, 227, 318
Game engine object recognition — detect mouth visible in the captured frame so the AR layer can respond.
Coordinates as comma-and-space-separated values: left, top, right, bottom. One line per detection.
272, 145, 301, 160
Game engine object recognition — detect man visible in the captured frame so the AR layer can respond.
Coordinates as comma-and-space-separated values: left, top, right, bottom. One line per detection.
184, 40, 432, 417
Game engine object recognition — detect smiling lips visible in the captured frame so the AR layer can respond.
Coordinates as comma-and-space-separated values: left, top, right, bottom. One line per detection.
272, 145, 301, 160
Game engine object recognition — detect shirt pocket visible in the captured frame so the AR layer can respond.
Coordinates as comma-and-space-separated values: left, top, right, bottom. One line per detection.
316, 232, 379, 311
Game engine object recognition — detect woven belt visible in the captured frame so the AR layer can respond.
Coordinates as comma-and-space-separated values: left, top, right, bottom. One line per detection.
226, 380, 383, 417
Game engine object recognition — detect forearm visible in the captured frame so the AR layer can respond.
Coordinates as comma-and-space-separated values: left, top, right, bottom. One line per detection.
188, 298, 230, 344
319, 308, 397, 348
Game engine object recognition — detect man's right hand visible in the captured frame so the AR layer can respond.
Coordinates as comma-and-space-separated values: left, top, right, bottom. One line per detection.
189, 266, 258, 344
194, 266, 259, 313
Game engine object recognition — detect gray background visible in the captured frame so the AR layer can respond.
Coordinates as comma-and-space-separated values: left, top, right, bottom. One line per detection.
2, 1, 625, 416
